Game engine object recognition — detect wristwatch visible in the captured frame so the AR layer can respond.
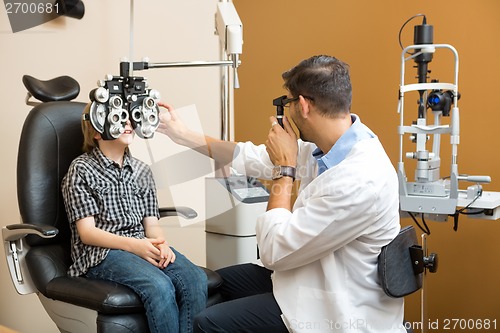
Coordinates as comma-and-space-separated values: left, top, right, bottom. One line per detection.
272, 165, 296, 181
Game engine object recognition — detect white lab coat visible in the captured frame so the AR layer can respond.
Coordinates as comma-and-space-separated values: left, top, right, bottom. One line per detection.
232, 124, 405, 332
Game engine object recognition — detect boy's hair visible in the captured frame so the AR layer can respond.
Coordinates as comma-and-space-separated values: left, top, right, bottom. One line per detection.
81, 103, 100, 153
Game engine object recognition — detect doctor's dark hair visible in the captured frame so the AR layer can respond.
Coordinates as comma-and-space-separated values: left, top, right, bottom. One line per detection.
282, 55, 352, 117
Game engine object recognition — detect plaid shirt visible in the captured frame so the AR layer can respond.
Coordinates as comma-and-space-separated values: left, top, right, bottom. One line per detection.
62, 147, 160, 276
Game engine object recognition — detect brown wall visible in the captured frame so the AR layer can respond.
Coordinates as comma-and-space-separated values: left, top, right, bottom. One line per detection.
233, 0, 500, 329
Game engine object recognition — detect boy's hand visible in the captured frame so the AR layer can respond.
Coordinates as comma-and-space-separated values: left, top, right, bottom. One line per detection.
129, 238, 165, 267
156, 241, 176, 268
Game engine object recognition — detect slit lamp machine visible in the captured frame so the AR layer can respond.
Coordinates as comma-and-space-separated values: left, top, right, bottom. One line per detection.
397, 15, 500, 231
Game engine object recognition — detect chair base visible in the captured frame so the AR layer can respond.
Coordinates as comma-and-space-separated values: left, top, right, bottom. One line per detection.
39, 293, 98, 333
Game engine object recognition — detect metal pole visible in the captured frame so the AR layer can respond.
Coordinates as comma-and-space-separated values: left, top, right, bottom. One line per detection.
148, 60, 234, 69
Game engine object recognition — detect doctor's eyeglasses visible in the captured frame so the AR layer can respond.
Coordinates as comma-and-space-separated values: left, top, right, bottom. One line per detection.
282, 96, 299, 108
273, 95, 314, 109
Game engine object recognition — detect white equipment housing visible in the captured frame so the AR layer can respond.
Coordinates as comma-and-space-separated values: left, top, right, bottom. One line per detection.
205, 176, 269, 270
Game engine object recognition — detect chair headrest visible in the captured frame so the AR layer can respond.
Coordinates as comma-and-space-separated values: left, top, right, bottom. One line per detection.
22, 75, 80, 102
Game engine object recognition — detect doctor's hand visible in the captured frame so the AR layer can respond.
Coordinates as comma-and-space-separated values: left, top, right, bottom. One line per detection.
266, 115, 298, 167
157, 102, 190, 145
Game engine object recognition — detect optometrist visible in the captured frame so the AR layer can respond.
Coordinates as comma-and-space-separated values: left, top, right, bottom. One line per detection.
157, 55, 405, 333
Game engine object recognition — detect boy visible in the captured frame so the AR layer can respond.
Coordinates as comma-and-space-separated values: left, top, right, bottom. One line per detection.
62, 103, 207, 333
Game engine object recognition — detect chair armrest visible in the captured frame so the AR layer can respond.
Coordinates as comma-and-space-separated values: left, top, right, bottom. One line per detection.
2, 223, 58, 242
2, 224, 59, 295
159, 206, 197, 219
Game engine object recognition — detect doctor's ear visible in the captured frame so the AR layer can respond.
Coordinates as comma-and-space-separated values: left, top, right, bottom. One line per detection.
298, 95, 311, 119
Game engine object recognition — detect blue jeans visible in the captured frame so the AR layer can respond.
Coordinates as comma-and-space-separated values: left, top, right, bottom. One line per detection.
86, 248, 207, 333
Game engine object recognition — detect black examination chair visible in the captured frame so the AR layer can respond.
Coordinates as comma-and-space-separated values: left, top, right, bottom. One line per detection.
2, 76, 222, 333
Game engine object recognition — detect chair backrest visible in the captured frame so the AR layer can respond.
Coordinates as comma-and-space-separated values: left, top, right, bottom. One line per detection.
378, 225, 423, 298
18, 101, 86, 244
17, 101, 86, 292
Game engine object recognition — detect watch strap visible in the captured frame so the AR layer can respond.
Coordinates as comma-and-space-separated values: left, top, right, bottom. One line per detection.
273, 165, 296, 181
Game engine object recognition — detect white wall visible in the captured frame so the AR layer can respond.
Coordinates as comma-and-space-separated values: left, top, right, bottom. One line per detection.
0, 1, 224, 331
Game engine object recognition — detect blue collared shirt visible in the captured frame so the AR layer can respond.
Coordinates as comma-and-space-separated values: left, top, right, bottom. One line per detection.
312, 114, 375, 175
